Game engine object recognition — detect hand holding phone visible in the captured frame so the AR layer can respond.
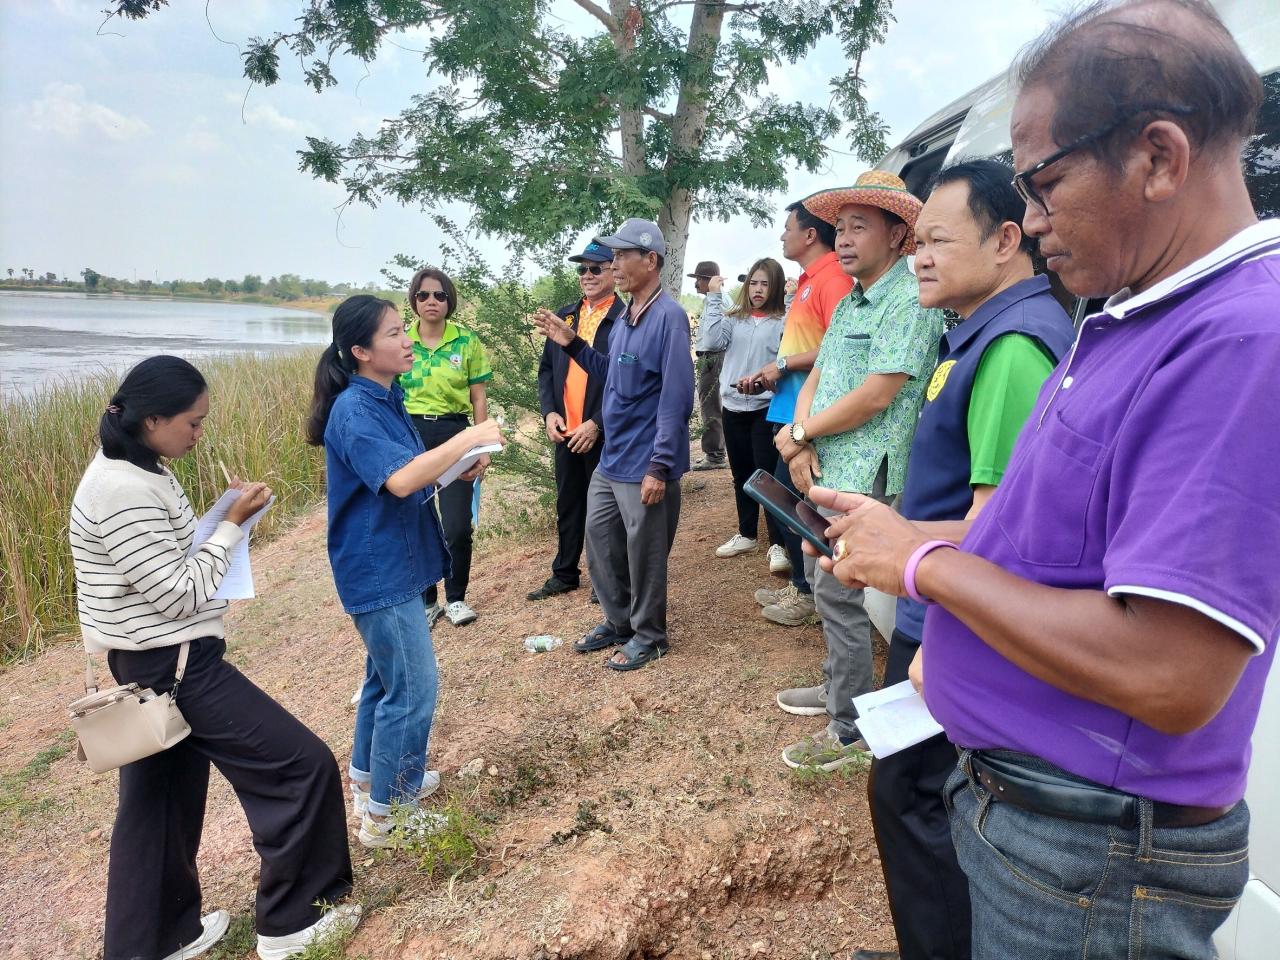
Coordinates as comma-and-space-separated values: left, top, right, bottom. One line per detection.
743, 469, 833, 558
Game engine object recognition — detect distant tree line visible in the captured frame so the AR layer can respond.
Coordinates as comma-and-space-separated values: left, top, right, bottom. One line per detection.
1, 268, 384, 301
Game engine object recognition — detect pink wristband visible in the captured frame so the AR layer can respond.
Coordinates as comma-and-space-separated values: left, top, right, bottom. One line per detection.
903, 540, 958, 605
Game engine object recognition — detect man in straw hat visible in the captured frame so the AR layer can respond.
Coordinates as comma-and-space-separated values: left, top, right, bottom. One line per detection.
688, 259, 729, 471
774, 170, 943, 771
807, 2, 1280, 956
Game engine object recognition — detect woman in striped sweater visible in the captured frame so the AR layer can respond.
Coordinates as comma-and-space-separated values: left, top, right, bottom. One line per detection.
70, 356, 358, 960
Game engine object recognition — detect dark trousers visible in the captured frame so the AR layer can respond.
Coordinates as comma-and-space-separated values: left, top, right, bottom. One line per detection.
867, 629, 972, 960
773, 452, 812, 594
723, 407, 784, 544
104, 638, 352, 960
413, 414, 474, 605
551, 437, 602, 585
696, 352, 726, 460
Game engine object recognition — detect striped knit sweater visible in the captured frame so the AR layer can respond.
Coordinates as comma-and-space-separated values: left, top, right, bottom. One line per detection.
70, 451, 245, 653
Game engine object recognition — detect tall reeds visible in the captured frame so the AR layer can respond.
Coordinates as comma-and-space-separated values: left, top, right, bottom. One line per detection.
0, 351, 325, 662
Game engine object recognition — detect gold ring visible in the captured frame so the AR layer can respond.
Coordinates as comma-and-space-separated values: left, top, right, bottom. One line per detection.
832, 538, 848, 562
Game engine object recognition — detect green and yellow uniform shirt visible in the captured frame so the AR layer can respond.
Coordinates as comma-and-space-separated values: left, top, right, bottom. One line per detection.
964, 334, 1056, 486
399, 320, 492, 416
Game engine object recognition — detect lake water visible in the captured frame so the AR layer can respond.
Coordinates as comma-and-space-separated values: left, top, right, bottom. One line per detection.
0, 291, 331, 396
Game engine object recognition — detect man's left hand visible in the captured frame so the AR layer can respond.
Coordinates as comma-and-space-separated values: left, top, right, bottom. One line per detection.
804, 486, 929, 596
775, 426, 802, 462
565, 420, 599, 454
640, 475, 666, 505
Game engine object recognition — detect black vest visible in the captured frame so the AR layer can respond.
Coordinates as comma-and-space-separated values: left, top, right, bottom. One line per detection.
895, 275, 1075, 642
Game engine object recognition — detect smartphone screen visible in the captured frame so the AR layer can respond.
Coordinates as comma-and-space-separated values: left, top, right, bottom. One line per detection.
743, 469, 833, 557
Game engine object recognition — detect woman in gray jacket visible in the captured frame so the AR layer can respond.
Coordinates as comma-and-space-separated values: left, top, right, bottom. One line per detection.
699, 257, 788, 571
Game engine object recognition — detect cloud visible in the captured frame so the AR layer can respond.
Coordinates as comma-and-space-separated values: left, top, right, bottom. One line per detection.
27, 81, 150, 140
241, 101, 304, 133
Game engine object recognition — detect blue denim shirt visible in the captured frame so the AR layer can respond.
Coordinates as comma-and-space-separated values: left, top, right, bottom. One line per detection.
323, 376, 450, 614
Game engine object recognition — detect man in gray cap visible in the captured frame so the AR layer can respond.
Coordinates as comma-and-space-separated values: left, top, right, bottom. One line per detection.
688, 259, 728, 470
532, 218, 695, 670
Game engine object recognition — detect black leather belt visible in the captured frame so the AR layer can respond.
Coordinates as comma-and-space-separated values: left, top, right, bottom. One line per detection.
411, 413, 468, 422
968, 751, 1233, 829
695, 350, 725, 357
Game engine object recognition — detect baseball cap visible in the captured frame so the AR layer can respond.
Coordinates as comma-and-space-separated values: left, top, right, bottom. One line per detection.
594, 218, 666, 257
567, 241, 614, 264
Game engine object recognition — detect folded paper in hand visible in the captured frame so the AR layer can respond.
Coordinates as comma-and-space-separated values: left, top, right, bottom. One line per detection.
187, 489, 275, 600
851, 680, 945, 759
437, 443, 503, 489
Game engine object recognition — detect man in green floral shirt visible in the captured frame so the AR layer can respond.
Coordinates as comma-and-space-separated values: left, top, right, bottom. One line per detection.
774, 171, 943, 770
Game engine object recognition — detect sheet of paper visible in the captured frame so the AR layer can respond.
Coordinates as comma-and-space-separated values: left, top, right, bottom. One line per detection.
436, 443, 503, 489
852, 680, 945, 759
187, 489, 275, 600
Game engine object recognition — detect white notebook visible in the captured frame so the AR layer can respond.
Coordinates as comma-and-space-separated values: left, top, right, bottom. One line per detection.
852, 680, 945, 759
436, 443, 503, 489
187, 488, 275, 600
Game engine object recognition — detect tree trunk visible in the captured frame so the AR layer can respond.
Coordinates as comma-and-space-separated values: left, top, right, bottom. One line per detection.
657, 1, 725, 293
609, 0, 646, 178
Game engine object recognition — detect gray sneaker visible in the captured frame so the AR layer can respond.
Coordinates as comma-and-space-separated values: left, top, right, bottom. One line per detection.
762, 584, 816, 626
781, 728, 870, 772
754, 584, 787, 607
776, 684, 827, 716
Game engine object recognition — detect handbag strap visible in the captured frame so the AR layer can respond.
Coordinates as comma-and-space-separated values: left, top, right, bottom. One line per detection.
82, 641, 192, 696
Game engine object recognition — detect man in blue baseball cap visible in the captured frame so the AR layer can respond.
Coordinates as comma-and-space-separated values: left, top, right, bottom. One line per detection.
529, 241, 626, 601
532, 218, 695, 670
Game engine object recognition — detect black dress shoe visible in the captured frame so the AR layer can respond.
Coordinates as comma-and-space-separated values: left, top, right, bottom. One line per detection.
527, 577, 578, 601
851, 951, 899, 959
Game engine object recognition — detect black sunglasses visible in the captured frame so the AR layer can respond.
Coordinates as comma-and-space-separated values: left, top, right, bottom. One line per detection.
576, 264, 607, 276
414, 290, 449, 303
1011, 103, 1195, 215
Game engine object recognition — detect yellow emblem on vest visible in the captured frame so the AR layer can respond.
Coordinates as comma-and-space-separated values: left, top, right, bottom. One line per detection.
927, 360, 956, 402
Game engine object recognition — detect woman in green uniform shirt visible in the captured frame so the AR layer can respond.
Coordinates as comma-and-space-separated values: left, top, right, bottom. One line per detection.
399, 267, 493, 626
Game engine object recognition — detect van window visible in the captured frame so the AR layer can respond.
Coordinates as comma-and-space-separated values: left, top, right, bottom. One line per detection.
1244, 70, 1280, 219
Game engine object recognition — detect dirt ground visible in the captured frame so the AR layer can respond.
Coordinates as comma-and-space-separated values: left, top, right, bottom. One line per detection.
0, 462, 894, 960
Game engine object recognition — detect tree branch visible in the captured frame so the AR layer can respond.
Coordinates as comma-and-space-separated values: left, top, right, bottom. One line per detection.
571, 0, 618, 31
643, 106, 674, 124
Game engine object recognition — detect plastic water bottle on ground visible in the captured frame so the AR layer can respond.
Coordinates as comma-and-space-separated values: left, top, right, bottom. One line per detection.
523, 635, 563, 653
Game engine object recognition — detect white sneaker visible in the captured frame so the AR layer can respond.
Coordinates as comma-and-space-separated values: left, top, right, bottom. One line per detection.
445, 600, 477, 626
349, 682, 363, 705
161, 909, 229, 960
767, 544, 792, 575
358, 807, 448, 849
715, 534, 758, 558
350, 771, 441, 819
425, 602, 445, 627
256, 903, 363, 960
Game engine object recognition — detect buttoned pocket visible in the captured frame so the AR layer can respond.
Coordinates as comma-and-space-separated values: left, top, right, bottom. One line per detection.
612, 352, 653, 402
996, 409, 1104, 567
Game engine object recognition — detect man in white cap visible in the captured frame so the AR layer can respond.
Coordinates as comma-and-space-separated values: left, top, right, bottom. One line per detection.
774, 172, 943, 770
532, 219, 695, 671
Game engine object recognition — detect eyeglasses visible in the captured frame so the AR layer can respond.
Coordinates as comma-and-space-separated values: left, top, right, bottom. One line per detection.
576, 264, 606, 276
1011, 103, 1194, 215
414, 290, 449, 303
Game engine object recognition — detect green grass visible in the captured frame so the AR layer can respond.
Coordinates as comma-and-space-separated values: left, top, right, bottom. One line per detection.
0, 351, 326, 662
0, 730, 76, 818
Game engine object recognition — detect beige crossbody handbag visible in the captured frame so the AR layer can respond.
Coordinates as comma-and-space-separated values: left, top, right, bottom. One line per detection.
69, 642, 193, 773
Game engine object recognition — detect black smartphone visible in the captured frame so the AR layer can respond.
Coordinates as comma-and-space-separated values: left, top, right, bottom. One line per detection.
743, 469, 833, 558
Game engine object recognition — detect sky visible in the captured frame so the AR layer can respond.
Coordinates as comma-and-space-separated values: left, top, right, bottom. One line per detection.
0, 0, 1058, 293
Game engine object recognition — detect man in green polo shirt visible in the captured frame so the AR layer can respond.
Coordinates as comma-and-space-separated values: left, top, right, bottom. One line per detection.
775, 171, 943, 770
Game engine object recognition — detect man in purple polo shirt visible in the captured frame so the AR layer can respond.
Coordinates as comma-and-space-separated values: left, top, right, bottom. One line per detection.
803, 2, 1280, 957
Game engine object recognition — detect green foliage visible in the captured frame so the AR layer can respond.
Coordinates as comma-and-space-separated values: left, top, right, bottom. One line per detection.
117, 1, 897, 277
400, 800, 487, 881
0, 731, 75, 820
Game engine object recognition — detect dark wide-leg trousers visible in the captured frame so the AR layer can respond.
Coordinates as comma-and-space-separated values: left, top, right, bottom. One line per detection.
413, 414, 475, 605
722, 406, 784, 544
867, 629, 972, 960
550, 437, 603, 586
103, 638, 352, 960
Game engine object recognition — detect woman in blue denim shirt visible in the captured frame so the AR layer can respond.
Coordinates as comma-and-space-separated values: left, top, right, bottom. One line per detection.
305, 295, 503, 848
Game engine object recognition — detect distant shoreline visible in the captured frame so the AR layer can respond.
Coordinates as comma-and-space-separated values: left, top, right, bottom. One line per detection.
0, 284, 339, 317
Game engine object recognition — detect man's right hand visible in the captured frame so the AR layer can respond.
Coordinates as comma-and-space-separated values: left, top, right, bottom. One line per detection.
756, 362, 782, 389
708, 275, 723, 294
531, 307, 576, 347
789, 446, 821, 495
545, 412, 567, 444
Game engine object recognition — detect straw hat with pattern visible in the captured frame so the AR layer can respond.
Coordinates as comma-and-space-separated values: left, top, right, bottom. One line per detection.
801, 171, 924, 255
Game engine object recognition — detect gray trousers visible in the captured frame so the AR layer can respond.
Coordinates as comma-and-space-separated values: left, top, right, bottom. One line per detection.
696, 352, 726, 460
585, 471, 682, 650
816, 461, 891, 742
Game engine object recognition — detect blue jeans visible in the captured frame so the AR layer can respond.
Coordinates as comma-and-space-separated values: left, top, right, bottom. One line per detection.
946, 749, 1249, 960
348, 593, 438, 816
773, 454, 812, 595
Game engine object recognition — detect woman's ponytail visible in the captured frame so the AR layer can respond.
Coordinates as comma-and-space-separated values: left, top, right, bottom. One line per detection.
305, 294, 399, 447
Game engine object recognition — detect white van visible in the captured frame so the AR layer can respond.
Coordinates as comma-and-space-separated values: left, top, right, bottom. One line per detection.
864, 3, 1280, 956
